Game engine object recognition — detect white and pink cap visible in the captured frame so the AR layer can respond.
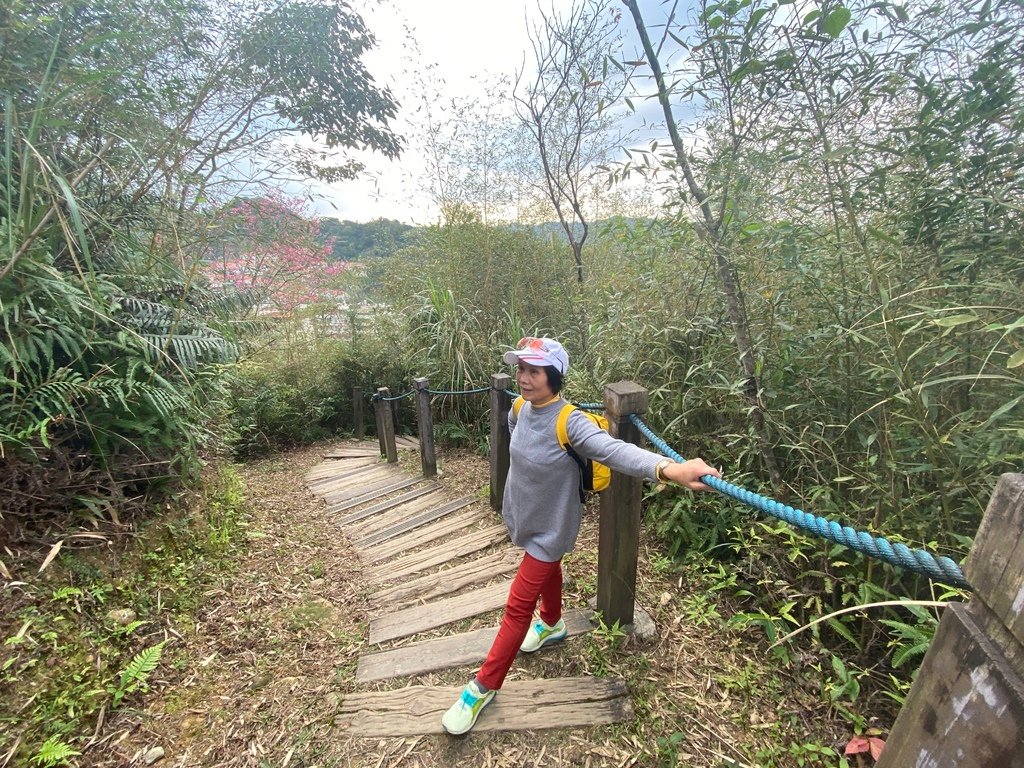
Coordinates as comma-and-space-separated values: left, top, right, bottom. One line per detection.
503, 337, 569, 374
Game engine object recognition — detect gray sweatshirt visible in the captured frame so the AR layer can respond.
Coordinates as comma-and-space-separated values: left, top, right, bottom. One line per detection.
502, 396, 664, 562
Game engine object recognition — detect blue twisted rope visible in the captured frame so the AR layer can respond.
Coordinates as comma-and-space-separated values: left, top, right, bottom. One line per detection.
426, 386, 491, 396
628, 413, 970, 589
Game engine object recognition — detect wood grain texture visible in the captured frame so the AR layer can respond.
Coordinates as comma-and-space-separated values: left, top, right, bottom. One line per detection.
368, 548, 520, 609
368, 580, 512, 644
360, 508, 487, 565
355, 496, 475, 548
336, 484, 438, 526
335, 676, 632, 736
365, 524, 509, 584
356, 608, 595, 682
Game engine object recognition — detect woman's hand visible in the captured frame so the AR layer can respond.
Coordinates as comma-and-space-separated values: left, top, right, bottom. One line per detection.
660, 458, 721, 491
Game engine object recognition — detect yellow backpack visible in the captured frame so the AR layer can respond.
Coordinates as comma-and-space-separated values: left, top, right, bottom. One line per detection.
513, 397, 611, 500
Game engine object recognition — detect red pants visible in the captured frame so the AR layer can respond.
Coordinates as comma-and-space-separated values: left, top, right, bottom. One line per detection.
476, 552, 562, 691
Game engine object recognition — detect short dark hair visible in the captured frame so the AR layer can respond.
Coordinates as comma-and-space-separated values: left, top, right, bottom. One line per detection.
544, 365, 564, 394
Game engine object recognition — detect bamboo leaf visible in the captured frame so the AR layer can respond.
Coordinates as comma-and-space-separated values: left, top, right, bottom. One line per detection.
821, 6, 852, 38
38, 539, 63, 573
931, 313, 978, 328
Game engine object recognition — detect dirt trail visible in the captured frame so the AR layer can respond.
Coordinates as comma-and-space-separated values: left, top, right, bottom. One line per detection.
91, 443, 836, 767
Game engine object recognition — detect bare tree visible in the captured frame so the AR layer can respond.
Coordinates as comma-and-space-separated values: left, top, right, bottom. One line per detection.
514, 0, 628, 283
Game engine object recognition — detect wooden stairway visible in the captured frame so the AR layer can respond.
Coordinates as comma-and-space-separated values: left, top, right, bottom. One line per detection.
306, 439, 634, 736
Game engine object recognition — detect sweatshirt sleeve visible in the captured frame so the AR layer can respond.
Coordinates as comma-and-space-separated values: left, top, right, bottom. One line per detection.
565, 410, 663, 481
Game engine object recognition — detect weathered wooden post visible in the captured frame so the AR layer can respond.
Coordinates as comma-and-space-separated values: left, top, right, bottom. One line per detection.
596, 381, 648, 628
413, 377, 437, 479
374, 387, 398, 463
489, 373, 513, 511
877, 473, 1024, 768
390, 397, 401, 438
373, 388, 386, 455
353, 386, 364, 440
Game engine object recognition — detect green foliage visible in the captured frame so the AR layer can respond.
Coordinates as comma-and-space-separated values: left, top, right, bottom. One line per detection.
1, 0, 400, 520
317, 218, 415, 263
227, 320, 418, 454
109, 641, 166, 707
0, 464, 248, 762
29, 736, 80, 768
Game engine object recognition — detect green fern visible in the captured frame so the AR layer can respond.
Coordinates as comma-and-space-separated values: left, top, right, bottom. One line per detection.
30, 735, 80, 767
110, 640, 165, 707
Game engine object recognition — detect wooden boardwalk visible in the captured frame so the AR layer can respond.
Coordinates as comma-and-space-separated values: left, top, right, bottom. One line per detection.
306, 439, 634, 736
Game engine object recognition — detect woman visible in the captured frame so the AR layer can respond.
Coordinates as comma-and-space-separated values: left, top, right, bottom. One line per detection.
441, 337, 722, 735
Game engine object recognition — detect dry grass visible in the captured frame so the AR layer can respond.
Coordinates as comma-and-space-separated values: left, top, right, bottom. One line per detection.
65, 442, 843, 767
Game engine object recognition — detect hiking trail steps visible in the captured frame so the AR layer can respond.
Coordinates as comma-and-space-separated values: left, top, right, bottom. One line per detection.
306, 439, 634, 737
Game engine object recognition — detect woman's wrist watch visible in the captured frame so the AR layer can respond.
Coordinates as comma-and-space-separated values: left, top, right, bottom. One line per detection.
655, 459, 672, 483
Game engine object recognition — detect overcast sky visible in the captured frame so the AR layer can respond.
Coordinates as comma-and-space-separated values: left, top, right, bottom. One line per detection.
303, 0, 684, 224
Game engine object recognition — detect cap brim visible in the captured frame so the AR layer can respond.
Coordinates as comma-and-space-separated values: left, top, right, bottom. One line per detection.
503, 349, 549, 367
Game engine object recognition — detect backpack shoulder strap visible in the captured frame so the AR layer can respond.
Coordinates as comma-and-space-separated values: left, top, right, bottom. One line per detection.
512, 396, 525, 418
555, 402, 577, 450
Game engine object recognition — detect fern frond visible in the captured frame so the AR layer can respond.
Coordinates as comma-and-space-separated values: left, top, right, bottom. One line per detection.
30, 735, 80, 767
118, 640, 165, 689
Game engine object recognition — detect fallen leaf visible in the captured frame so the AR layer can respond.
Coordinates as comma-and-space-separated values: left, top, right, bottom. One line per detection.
38, 539, 64, 573
870, 737, 885, 760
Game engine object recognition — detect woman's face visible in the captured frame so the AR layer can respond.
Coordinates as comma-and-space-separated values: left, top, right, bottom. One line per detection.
516, 362, 555, 404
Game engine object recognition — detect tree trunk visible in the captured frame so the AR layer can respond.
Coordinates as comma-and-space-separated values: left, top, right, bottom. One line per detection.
624, 0, 782, 493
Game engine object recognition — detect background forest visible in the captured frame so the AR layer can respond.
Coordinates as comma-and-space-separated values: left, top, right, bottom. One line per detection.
2, 0, 1022, 764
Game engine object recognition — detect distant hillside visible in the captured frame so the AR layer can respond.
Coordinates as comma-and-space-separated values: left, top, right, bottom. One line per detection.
317, 218, 416, 262
317, 216, 659, 263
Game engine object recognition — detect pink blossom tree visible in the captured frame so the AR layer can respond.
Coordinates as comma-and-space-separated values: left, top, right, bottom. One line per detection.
206, 193, 347, 318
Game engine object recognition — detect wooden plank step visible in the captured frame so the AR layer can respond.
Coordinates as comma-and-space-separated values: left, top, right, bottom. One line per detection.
322, 470, 404, 501
307, 462, 387, 488
328, 478, 425, 514
360, 508, 487, 565
322, 447, 384, 459
312, 469, 396, 499
355, 496, 475, 548
369, 548, 520, 610
345, 490, 449, 539
335, 676, 632, 736
369, 580, 512, 644
366, 524, 509, 584
329, 481, 430, 518
337, 485, 438, 526
305, 457, 376, 482
356, 608, 594, 683
395, 436, 419, 450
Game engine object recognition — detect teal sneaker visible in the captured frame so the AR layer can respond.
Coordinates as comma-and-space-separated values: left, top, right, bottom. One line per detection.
520, 617, 568, 653
441, 679, 495, 735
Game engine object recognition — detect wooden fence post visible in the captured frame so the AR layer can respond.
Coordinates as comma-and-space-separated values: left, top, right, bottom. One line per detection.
596, 381, 649, 628
489, 373, 513, 511
877, 473, 1024, 768
374, 387, 398, 463
373, 388, 386, 456
353, 387, 364, 440
413, 377, 437, 479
